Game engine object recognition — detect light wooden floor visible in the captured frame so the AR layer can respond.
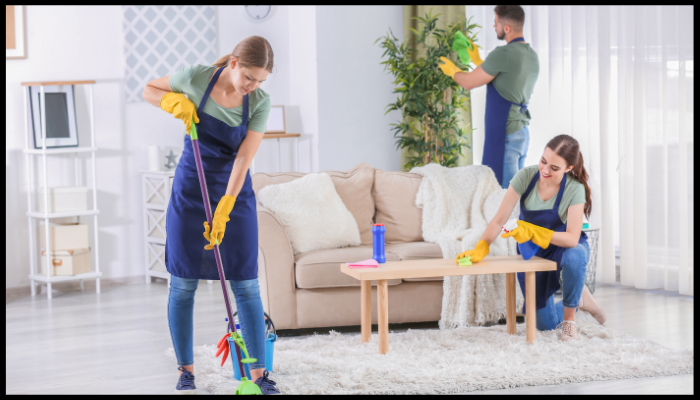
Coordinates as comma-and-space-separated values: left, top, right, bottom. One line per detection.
5, 281, 693, 394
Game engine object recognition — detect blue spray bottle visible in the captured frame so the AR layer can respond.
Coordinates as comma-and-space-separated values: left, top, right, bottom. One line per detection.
503, 219, 539, 260
372, 223, 386, 264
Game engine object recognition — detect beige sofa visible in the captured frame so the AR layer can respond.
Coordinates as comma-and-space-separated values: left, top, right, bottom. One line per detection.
252, 162, 447, 331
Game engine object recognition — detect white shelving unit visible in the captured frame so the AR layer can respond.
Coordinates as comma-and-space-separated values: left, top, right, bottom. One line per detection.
22, 80, 102, 299
141, 169, 175, 284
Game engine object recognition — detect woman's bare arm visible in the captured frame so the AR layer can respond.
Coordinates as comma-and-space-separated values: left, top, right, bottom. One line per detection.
225, 130, 264, 198
550, 203, 584, 248
480, 185, 521, 245
143, 76, 172, 107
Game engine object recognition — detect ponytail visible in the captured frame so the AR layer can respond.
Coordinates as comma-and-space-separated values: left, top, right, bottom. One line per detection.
213, 54, 230, 68
571, 151, 592, 218
546, 134, 592, 218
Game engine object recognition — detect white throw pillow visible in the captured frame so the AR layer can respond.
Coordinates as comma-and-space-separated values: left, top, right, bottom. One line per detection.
257, 173, 361, 255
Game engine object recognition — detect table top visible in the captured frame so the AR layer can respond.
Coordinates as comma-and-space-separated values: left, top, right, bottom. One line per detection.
340, 255, 557, 281
263, 133, 300, 139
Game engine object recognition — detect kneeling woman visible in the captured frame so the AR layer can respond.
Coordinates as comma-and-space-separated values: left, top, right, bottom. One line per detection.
457, 134, 605, 341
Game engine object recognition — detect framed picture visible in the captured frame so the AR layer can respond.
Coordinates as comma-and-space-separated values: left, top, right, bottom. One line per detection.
29, 85, 79, 149
6, 5, 27, 59
265, 105, 286, 134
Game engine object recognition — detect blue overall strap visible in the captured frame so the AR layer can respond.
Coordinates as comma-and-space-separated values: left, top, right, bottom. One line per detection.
521, 170, 540, 200
241, 94, 249, 126
198, 67, 226, 113
507, 37, 528, 114
512, 102, 528, 114
553, 173, 568, 208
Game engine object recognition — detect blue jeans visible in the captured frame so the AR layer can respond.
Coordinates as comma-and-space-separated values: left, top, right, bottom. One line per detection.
502, 126, 530, 189
534, 240, 590, 331
168, 276, 267, 370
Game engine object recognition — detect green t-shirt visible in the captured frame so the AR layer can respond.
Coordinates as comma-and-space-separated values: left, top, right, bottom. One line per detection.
481, 42, 539, 135
509, 165, 586, 224
169, 64, 271, 133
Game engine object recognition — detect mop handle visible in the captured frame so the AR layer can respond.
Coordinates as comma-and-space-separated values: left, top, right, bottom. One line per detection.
190, 120, 249, 380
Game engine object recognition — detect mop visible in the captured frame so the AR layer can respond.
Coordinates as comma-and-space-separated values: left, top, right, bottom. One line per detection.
189, 120, 262, 395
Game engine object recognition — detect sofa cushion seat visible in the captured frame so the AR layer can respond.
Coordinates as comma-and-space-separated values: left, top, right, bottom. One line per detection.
386, 242, 445, 282
295, 246, 401, 289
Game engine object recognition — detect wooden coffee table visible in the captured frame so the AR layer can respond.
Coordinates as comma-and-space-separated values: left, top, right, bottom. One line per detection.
340, 255, 557, 354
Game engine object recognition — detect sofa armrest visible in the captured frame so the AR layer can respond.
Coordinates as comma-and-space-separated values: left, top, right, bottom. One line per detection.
257, 204, 298, 330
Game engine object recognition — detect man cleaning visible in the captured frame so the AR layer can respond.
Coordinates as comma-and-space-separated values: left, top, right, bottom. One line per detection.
439, 5, 539, 188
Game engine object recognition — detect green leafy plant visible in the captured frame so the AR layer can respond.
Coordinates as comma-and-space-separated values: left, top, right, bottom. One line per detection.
377, 12, 479, 170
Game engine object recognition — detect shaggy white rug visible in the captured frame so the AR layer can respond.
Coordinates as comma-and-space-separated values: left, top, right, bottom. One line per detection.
165, 323, 693, 394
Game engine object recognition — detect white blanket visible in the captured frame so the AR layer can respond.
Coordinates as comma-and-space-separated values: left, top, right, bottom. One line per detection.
411, 163, 525, 328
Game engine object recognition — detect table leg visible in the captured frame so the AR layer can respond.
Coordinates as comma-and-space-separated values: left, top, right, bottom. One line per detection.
525, 271, 536, 344
361, 280, 371, 343
377, 279, 389, 354
277, 138, 282, 172
506, 272, 516, 335
294, 137, 299, 172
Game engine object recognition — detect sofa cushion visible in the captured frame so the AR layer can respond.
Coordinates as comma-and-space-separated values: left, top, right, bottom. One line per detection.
253, 162, 375, 246
386, 242, 444, 260
257, 173, 361, 255
373, 169, 424, 243
385, 242, 444, 282
295, 246, 401, 289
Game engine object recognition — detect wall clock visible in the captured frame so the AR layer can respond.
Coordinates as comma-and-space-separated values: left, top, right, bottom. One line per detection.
244, 6, 274, 22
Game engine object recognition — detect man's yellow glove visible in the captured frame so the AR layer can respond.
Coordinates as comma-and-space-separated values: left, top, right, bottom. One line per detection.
455, 239, 490, 264
160, 92, 200, 134
466, 38, 484, 66
500, 220, 554, 249
203, 195, 236, 250
438, 56, 463, 80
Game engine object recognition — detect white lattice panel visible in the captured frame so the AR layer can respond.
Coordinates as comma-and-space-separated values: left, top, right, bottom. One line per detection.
146, 242, 167, 273
142, 174, 172, 209
121, 6, 217, 103
145, 208, 167, 241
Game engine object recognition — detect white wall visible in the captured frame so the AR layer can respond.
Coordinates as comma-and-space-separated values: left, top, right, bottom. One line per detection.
315, 6, 403, 172
288, 6, 320, 173
6, 6, 405, 289
218, 6, 298, 173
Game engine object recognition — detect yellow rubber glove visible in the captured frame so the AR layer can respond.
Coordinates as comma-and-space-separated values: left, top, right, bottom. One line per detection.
160, 92, 200, 134
500, 220, 554, 249
455, 240, 490, 264
203, 195, 236, 250
438, 56, 463, 79
466, 39, 484, 66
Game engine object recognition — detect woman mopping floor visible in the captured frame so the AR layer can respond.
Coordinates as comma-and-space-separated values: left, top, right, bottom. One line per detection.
457, 134, 606, 340
143, 36, 280, 395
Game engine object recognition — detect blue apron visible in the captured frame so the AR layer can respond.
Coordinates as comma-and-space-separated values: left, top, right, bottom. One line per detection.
482, 37, 530, 187
165, 66, 258, 281
516, 172, 587, 310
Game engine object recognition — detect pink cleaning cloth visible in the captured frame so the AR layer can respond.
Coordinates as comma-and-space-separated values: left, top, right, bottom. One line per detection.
347, 259, 379, 269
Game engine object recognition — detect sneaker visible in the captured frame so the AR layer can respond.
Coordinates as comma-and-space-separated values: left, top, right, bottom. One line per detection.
559, 320, 579, 342
254, 370, 280, 395
579, 285, 606, 324
175, 366, 196, 395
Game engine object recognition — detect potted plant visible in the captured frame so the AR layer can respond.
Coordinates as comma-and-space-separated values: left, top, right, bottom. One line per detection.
377, 12, 479, 170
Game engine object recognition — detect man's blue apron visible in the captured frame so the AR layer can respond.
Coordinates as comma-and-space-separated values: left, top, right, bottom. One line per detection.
482, 37, 530, 187
165, 66, 258, 281
516, 172, 587, 311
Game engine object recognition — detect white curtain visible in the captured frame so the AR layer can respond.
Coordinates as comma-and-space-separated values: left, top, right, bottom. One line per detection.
466, 6, 693, 295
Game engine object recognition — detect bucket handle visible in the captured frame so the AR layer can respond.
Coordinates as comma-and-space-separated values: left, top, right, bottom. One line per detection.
231, 311, 276, 337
